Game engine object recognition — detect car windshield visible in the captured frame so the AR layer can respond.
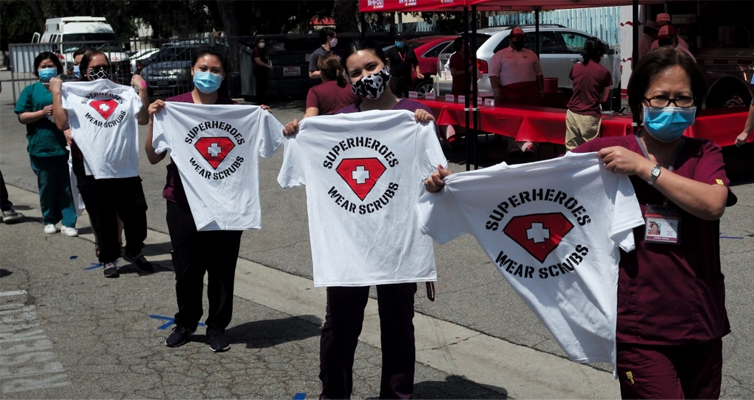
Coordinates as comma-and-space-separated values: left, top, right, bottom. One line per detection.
63, 33, 122, 53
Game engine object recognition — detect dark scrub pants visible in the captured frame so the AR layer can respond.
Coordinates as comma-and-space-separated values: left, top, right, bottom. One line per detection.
93, 177, 148, 263
29, 155, 77, 227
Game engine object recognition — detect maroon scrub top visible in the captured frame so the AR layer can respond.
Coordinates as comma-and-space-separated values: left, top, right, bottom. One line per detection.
574, 134, 737, 345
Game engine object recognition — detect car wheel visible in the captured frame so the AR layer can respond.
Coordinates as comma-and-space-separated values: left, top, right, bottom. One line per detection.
414, 79, 434, 96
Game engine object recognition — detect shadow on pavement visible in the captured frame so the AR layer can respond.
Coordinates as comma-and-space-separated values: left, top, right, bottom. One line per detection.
412, 375, 508, 399
188, 315, 322, 349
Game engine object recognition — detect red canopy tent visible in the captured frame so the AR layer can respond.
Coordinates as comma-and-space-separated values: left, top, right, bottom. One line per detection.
358, 0, 681, 168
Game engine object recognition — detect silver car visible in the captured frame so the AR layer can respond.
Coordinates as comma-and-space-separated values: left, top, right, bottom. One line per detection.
437, 25, 621, 106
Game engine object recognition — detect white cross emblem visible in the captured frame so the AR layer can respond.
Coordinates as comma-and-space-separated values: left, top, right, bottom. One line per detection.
526, 222, 550, 244
99, 104, 110, 112
351, 165, 370, 184
207, 142, 222, 158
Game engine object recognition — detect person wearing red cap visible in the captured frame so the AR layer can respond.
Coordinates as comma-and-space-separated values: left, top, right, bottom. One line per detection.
489, 26, 544, 155
656, 25, 696, 62
651, 13, 689, 51
638, 21, 658, 62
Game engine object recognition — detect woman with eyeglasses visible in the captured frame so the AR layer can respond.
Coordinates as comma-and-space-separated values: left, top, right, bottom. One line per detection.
50, 50, 155, 278
14, 51, 78, 237
571, 47, 736, 399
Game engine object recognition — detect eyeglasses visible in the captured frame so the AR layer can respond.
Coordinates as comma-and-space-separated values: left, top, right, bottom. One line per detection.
644, 96, 695, 108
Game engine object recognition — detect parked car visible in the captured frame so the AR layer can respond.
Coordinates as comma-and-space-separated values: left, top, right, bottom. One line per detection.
129, 48, 160, 73
436, 25, 621, 108
141, 45, 200, 98
401, 36, 458, 95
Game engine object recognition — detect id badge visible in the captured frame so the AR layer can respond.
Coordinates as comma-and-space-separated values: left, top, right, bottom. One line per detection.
644, 204, 681, 244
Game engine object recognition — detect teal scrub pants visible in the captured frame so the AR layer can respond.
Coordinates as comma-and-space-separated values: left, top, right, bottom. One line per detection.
29, 155, 77, 227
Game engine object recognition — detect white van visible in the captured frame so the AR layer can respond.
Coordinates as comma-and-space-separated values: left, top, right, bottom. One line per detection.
31, 16, 130, 77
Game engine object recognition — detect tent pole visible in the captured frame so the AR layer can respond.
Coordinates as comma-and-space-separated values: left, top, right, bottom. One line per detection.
535, 6, 541, 57
632, 0, 639, 126
471, 5, 479, 170
464, 5, 472, 171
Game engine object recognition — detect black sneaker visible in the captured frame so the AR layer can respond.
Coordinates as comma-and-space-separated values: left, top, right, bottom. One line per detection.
103, 262, 119, 278
124, 252, 154, 274
165, 326, 195, 348
208, 332, 230, 352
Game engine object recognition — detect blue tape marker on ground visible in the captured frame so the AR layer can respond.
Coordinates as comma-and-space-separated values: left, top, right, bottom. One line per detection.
293, 392, 306, 400
149, 314, 206, 330
720, 232, 744, 240
70, 256, 78, 260
85, 263, 103, 270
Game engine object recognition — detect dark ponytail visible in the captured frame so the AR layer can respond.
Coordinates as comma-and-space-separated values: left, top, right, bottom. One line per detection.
581, 38, 606, 66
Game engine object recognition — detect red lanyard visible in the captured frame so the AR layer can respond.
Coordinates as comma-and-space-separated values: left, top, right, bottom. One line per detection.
397, 50, 406, 62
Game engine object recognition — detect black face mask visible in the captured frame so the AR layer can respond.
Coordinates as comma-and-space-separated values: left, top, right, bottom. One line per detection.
511, 41, 524, 51
658, 38, 674, 47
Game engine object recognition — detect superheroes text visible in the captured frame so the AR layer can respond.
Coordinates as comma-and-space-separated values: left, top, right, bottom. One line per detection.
185, 121, 245, 145
495, 245, 590, 279
485, 188, 591, 231
323, 137, 399, 169
327, 183, 399, 214
80, 93, 124, 104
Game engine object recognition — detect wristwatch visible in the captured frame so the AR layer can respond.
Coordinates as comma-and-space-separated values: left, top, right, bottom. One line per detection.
647, 164, 661, 186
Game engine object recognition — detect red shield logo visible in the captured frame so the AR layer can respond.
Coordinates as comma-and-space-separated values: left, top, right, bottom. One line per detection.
503, 213, 574, 263
194, 137, 235, 170
89, 99, 118, 120
335, 158, 386, 201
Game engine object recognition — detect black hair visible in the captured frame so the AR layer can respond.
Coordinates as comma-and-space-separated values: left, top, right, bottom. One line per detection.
342, 40, 388, 74
72, 47, 92, 59
319, 28, 336, 45
581, 38, 605, 66
191, 46, 232, 95
80, 50, 111, 80
452, 36, 464, 50
318, 53, 347, 87
627, 47, 707, 122
33, 51, 63, 77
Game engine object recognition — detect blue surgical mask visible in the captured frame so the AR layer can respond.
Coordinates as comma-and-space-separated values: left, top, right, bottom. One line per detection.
73, 65, 81, 79
193, 71, 223, 94
643, 106, 696, 142
395, 41, 404, 49
38, 67, 57, 82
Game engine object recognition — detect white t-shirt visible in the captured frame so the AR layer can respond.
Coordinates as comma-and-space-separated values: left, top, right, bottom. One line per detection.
278, 110, 446, 287
416, 152, 644, 374
488, 46, 544, 86
61, 79, 142, 179
153, 102, 285, 231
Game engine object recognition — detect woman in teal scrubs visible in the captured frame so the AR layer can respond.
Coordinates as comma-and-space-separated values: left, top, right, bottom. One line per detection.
14, 51, 78, 236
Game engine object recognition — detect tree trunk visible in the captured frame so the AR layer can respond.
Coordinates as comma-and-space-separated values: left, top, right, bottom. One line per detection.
22, 0, 45, 33
333, 0, 358, 33
216, 0, 240, 38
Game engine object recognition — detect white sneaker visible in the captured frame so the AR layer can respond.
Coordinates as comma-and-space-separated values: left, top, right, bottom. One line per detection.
44, 224, 57, 234
61, 226, 78, 237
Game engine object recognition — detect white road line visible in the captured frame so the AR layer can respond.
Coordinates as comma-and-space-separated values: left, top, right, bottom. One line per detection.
0, 290, 27, 297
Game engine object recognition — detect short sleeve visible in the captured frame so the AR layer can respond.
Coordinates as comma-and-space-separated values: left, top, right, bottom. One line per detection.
604, 70, 613, 88
449, 53, 463, 71
533, 55, 543, 76
60, 84, 74, 111
415, 188, 468, 245
256, 109, 285, 158
152, 110, 170, 155
488, 52, 501, 77
610, 173, 644, 252
309, 50, 319, 72
692, 140, 737, 206
14, 85, 33, 114
408, 48, 419, 67
130, 90, 143, 116
277, 135, 306, 188
305, 87, 319, 109
568, 65, 575, 81
415, 121, 447, 180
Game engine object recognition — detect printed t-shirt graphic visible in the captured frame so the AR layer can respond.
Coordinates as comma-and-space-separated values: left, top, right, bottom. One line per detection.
60, 80, 143, 179
278, 110, 446, 287
152, 102, 285, 231
416, 152, 644, 374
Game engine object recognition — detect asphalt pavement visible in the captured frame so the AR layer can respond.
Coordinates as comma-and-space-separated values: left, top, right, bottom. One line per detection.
1, 70, 753, 398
